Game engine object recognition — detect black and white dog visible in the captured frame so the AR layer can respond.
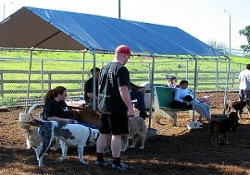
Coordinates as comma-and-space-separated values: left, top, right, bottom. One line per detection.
21, 104, 100, 166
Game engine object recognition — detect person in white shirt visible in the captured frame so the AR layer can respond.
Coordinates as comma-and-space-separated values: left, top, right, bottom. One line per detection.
238, 64, 250, 114
173, 80, 211, 121
238, 64, 250, 101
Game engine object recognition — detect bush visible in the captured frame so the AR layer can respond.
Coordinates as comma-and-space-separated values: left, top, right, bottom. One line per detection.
0, 97, 17, 106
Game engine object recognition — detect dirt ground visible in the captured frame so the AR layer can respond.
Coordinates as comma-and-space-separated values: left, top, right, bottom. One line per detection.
1, 91, 250, 175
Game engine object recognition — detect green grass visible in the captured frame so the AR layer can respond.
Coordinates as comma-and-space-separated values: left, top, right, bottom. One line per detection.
0, 49, 249, 104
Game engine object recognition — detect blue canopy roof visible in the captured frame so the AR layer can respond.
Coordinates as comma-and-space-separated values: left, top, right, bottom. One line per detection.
0, 6, 221, 56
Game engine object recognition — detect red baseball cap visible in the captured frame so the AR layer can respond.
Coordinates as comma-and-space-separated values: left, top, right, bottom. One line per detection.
115, 45, 132, 56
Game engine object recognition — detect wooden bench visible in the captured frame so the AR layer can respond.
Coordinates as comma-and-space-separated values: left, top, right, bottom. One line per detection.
154, 86, 194, 126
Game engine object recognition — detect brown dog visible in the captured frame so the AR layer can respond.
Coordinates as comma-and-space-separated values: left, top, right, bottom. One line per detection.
223, 99, 249, 119
210, 112, 239, 146
123, 116, 148, 150
105, 116, 147, 152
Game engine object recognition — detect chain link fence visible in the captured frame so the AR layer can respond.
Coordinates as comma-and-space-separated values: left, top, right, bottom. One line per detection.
0, 56, 246, 107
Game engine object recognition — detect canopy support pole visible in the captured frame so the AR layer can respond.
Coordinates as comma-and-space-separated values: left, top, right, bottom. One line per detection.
25, 49, 33, 113
192, 56, 198, 121
148, 55, 155, 129
92, 50, 97, 110
81, 52, 86, 94
41, 58, 44, 103
224, 57, 231, 106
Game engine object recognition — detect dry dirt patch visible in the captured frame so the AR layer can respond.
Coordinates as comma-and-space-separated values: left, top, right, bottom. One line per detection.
1, 92, 250, 175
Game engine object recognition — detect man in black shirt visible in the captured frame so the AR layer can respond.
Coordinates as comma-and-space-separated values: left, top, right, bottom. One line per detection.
95, 45, 134, 171
84, 67, 100, 107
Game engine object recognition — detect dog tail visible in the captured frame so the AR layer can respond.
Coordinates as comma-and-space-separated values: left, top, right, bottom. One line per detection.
28, 114, 43, 127
28, 104, 43, 114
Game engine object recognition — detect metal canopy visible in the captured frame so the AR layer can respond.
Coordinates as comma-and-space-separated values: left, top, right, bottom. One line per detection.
0, 6, 222, 57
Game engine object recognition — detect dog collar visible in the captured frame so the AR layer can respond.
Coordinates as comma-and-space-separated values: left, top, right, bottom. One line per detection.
86, 127, 91, 146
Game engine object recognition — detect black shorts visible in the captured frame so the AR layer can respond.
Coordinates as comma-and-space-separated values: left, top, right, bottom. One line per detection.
99, 112, 129, 135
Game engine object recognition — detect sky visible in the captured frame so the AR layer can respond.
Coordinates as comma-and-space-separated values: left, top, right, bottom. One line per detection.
0, 0, 250, 50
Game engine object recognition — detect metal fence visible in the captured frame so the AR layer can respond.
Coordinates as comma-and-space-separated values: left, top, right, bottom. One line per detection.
0, 57, 246, 106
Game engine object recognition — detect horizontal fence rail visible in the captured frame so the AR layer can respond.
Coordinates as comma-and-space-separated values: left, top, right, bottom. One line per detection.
0, 57, 246, 106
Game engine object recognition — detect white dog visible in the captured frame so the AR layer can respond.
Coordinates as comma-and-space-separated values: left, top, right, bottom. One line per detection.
20, 104, 100, 166
19, 105, 43, 149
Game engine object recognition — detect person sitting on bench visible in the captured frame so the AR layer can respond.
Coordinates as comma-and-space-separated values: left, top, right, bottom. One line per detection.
172, 80, 211, 121
84, 67, 100, 107
130, 82, 148, 119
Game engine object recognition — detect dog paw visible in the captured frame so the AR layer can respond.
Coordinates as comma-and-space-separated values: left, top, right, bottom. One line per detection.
139, 146, 144, 149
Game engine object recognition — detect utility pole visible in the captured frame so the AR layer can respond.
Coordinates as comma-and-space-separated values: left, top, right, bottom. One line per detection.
118, 0, 121, 19
224, 10, 231, 56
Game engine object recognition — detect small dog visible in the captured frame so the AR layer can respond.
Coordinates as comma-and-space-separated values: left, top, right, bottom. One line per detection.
223, 99, 249, 119
123, 116, 148, 150
20, 104, 100, 166
104, 116, 147, 153
210, 112, 239, 147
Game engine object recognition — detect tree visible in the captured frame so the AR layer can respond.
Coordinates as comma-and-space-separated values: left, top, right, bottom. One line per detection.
207, 40, 225, 50
239, 25, 250, 53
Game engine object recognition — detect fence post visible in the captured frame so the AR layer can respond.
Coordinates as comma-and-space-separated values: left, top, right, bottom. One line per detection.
0, 72, 3, 98
216, 60, 219, 89
186, 60, 188, 80
148, 63, 151, 82
48, 73, 52, 90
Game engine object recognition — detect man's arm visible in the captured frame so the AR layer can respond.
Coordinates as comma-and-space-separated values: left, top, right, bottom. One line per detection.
119, 85, 134, 116
86, 92, 98, 100
130, 82, 146, 93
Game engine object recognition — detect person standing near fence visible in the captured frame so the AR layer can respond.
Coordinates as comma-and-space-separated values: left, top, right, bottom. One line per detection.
238, 64, 250, 113
95, 45, 134, 171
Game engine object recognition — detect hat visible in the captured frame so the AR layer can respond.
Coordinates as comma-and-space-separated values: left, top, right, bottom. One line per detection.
115, 45, 132, 56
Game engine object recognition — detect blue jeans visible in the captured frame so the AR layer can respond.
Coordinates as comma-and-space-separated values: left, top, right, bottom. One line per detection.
130, 91, 146, 111
190, 101, 211, 120
239, 89, 250, 112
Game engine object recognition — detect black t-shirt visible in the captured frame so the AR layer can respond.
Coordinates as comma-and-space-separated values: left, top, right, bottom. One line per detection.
84, 77, 99, 101
43, 99, 70, 119
98, 62, 130, 113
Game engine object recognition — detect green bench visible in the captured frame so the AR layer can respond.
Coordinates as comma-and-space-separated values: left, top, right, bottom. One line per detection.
154, 86, 194, 126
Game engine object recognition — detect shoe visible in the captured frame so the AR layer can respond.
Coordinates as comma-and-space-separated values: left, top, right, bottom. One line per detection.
95, 160, 112, 167
112, 161, 134, 171
139, 111, 148, 120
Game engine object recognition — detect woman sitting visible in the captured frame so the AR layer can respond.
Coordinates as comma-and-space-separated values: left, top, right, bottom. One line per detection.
43, 86, 71, 123
172, 80, 211, 121
167, 76, 179, 88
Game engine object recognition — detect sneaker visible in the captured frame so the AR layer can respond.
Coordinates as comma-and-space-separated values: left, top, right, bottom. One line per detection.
112, 161, 134, 171
95, 160, 112, 167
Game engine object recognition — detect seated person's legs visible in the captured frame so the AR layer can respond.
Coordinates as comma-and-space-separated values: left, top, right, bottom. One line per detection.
130, 91, 147, 119
191, 101, 210, 120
